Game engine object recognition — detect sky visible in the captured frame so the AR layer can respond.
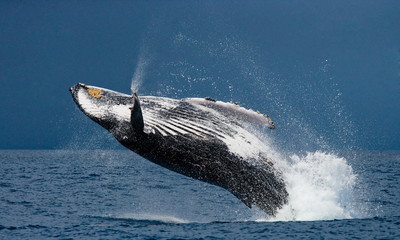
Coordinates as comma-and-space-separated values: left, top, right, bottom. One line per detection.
0, 1, 399, 150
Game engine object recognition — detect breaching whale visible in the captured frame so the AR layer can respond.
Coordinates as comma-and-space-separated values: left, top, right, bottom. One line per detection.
70, 83, 288, 216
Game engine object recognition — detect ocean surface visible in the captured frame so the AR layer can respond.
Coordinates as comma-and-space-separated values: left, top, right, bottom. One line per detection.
0, 150, 399, 239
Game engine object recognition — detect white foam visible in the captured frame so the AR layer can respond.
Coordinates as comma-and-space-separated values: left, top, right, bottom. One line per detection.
263, 151, 357, 222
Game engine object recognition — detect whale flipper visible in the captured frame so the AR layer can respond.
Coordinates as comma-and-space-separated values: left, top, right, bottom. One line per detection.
185, 98, 275, 129
139, 96, 274, 138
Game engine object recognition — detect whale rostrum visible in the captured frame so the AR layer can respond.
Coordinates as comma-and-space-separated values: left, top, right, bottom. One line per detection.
70, 83, 288, 216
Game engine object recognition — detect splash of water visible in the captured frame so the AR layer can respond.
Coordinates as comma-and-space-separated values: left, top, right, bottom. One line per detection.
238, 126, 360, 222
130, 48, 150, 94
271, 151, 357, 221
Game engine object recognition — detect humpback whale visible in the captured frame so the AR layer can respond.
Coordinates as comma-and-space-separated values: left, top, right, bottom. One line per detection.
70, 83, 288, 216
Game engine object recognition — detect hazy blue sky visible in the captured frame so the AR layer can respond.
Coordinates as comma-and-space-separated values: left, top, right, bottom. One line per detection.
1, 1, 399, 150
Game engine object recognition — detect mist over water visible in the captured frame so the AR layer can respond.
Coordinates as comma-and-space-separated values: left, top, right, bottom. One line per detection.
130, 46, 151, 94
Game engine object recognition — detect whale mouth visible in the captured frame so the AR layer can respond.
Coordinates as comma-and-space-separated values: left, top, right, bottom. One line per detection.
70, 83, 133, 130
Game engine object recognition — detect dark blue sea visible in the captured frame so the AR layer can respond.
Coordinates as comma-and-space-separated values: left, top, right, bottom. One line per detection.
0, 150, 399, 239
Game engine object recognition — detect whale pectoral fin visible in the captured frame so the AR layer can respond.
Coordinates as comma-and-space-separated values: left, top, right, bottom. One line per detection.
184, 98, 275, 129
130, 93, 144, 133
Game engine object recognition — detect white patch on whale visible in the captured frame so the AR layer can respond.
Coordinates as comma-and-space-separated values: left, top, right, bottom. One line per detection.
77, 88, 131, 122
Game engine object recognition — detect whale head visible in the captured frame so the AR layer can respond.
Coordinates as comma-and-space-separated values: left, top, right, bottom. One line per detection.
69, 83, 137, 140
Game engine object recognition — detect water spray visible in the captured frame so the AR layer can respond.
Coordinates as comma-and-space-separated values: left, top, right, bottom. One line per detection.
130, 47, 151, 95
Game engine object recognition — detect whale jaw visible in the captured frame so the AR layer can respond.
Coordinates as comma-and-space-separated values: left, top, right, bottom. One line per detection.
70, 83, 134, 132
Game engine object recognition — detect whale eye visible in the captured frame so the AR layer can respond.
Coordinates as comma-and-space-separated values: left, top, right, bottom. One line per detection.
87, 88, 103, 99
